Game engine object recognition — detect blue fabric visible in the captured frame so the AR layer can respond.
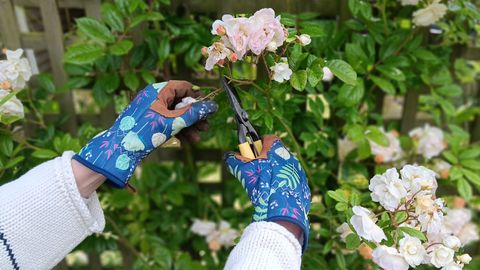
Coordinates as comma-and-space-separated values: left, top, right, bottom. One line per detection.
224, 137, 311, 252
74, 82, 217, 188
0, 227, 19, 270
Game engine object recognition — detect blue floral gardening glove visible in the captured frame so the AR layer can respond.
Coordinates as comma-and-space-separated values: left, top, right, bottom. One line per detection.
73, 81, 218, 188
224, 135, 311, 252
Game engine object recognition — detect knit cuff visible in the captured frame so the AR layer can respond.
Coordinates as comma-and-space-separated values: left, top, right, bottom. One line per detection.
58, 151, 105, 233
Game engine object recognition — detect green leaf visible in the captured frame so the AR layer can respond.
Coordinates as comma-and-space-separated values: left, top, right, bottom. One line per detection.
335, 202, 348, 211
307, 60, 323, 87
461, 160, 480, 170
327, 190, 348, 203
36, 74, 56, 93
337, 79, 364, 107
345, 233, 360, 250
76, 18, 115, 43
0, 138, 13, 157
264, 113, 273, 130
141, 71, 155, 84
399, 227, 427, 241
110, 40, 133, 55
435, 84, 462, 97
457, 178, 473, 201
95, 73, 120, 94
371, 75, 395, 95
5, 156, 24, 169
157, 38, 171, 63
462, 169, 480, 187
336, 253, 347, 270
443, 151, 458, 164
129, 12, 165, 29
64, 44, 105, 64
101, 3, 124, 32
32, 149, 58, 159
290, 70, 308, 91
377, 65, 405, 81
67, 77, 91, 89
366, 126, 389, 147
326, 59, 357, 85
459, 148, 480, 160
124, 72, 139, 91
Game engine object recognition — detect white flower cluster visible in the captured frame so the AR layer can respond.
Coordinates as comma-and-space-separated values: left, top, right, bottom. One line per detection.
409, 124, 446, 160
398, 0, 447, 27
347, 165, 473, 270
0, 49, 32, 121
190, 219, 239, 252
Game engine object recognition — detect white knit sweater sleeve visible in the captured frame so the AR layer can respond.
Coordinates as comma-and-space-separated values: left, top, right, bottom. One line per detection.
225, 221, 302, 270
0, 151, 105, 270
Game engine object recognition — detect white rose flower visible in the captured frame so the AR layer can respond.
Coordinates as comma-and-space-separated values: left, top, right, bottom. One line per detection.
400, 165, 437, 195
442, 208, 471, 235
457, 254, 472, 264
372, 245, 409, 270
369, 129, 403, 163
430, 245, 454, 268
457, 223, 479, 246
337, 137, 357, 162
431, 159, 451, 179
0, 89, 24, 120
322, 67, 334, 82
204, 42, 231, 71
206, 220, 238, 250
398, 234, 426, 267
400, 0, 420, 5
412, 0, 447, 27
270, 62, 292, 83
418, 210, 443, 235
443, 235, 461, 250
369, 168, 407, 211
350, 206, 387, 243
0, 49, 32, 91
336, 222, 353, 242
190, 219, 216, 236
297, 34, 311, 46
409, 124, 446, 159
442, 262, 464, 270
414, 194, 437, 216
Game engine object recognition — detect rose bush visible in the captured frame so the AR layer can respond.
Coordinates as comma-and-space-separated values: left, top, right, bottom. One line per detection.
0, 0, 479, 269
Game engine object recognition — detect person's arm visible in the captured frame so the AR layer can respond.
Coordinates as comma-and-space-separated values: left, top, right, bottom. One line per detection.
0, 81, 217, 270
223, 135, 311, 270
0, 151, 105, 270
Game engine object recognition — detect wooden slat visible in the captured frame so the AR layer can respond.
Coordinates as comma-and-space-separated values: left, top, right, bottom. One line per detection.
401, 90, 420, 134
19, 32, 47, 50
173, 0, 339, 17
14, 0, 86, 9
39, 0, 77, 133
84, 0, 101, 19
0, 0, 21, 48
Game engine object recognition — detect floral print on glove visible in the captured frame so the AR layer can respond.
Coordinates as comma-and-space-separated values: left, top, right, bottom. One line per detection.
73, 81, 218, 188
224, 135, 311, 252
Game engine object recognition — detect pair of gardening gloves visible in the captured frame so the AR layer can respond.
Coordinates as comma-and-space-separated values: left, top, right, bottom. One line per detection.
73, 81, 311, 251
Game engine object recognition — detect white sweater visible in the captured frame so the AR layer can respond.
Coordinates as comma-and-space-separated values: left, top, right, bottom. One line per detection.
0, 152, 301, 270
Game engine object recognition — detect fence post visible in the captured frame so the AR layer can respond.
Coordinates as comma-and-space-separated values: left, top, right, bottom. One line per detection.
0, 0, 21, 48
39, 0, 78, 134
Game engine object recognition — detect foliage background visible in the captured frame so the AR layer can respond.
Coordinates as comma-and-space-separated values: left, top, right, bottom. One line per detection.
0, 0, 480, 269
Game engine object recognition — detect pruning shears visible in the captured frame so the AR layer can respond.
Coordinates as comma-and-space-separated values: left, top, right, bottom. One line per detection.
222, 77, 263, 159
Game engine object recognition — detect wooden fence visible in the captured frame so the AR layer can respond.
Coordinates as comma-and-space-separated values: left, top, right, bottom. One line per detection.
0, 0, 479, 268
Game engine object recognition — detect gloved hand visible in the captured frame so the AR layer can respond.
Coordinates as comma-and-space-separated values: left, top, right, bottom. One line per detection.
224, 135, 311, 251
73, 81, 218, 188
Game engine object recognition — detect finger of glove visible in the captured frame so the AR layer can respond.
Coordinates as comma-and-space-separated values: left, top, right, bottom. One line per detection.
223, 151, 259, 190
181, 100, 218, 127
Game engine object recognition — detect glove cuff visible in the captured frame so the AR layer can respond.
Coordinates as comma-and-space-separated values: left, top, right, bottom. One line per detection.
72, 154, 132, 188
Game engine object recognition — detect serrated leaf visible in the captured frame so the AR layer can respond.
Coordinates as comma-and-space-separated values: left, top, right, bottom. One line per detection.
326, 59, 357, 85
457, 178, 473, 200
110, 40, 133, 55
345, 233, 360, 249
399, 227, 426, 241
290, 70, 308, 91
76, 17, 115, 43
64, 44, 105, 64
462, 169, 480, 187
371, 75, 395, 95
101, 3, 124, 32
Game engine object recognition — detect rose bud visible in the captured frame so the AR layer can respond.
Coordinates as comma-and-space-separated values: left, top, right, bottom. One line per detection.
216, 25, 226, 36
228, 53, 238, 62
0, 80, 12, 90
201, 47, 208, 56
217, 59, 225, 66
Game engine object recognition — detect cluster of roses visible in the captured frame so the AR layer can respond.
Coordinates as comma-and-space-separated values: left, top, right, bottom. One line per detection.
190, 219, 239, 252
340, 165, 474, 270
400, 0, 447, 27
339, 124, 450, 178
0, 48, 32, 122
203, 8, 334, 84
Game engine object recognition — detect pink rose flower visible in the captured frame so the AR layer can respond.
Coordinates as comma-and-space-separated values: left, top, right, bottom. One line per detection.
212, 15, 251, 59
205, 42, 231, 71
248, 8, 286, 55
